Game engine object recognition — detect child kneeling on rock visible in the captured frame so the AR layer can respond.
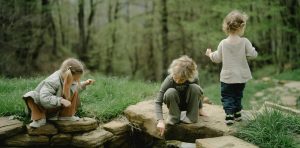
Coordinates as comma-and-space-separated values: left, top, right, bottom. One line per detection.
155, 55, 206, 136
23, 58, 95, 128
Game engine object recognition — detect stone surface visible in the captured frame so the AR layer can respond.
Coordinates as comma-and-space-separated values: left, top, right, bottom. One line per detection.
103, 120, 130, 135
50, 133, 72, 146
166, 140, 196, 148
72, 128, 113, 147
0, 117, 24, 140
280, 95, 298, 106
51, 117, 98, 133
196, 136, 258, 148
104, 133, 132, 148
284, 81, 300, 91
27, 123, 58, 135
4, 134, 49, 146
124, 100, 234, 143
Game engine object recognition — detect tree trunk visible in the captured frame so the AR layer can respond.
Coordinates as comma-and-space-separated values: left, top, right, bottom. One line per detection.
160, 0, 169, 80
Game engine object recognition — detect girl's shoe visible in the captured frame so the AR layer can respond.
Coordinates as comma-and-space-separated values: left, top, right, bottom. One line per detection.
59, 116, 80, 121
29, 119, 46, 128
225, 114, 234, 125
234, 111, 242, 121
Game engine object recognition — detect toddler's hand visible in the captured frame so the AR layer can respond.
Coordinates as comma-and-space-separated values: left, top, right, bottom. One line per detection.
85, 79, 95, 86
61, 98, 71, 107
157, 120, 165, 136
205, 48, 212, 57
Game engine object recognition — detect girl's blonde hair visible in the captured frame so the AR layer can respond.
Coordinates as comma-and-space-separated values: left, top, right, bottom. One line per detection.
168, 55, 198, 82
60, 58, 84, 100
222, 10, 248, 35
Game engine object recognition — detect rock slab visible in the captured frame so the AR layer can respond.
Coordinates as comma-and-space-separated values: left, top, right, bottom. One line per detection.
51, 117, 98, 133
4, 134, 49, 146
196, 136, 258, 148
124, 100, 232, 142
72, 128, 113, 147
27, 123, 58, 135
0, 117, 24, 140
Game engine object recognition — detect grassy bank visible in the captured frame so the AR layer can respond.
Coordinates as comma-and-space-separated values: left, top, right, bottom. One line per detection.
203, 67, 300, 109
236, 109, 300, 148
0, 74, 159, 122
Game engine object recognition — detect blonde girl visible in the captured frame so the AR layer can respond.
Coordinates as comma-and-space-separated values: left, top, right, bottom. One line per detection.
23, 58, 95, 128
205, 10, 257, 125
155, 55, 205, 136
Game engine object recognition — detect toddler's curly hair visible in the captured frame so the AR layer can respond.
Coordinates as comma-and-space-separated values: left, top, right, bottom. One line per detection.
222, 10, 248, 35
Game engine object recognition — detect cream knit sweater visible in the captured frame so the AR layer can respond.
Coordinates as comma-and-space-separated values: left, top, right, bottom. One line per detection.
210, 37, 258, 83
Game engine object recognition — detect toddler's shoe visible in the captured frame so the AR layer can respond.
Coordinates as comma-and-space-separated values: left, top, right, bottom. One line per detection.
29, 119, 46, 128
225, 114, 234, 125
234, 111, 242, 121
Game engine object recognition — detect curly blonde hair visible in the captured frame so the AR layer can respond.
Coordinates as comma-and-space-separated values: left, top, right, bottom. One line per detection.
168, 55, 198, 82
222, 10, 248, 35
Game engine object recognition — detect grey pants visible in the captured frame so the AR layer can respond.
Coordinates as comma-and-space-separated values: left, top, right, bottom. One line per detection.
163, 84, 202, 124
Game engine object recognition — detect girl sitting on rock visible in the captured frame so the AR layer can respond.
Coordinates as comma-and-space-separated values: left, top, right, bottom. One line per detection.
155, 55, 206, 136
23, 58, 95, 128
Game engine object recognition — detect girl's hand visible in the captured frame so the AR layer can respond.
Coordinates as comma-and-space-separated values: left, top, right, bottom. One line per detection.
157, 120, 165, 136
85, 79, 95, 86
205, 48, 212, 57
61, 98, 71, 107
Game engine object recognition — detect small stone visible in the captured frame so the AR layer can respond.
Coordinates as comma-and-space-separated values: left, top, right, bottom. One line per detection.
196, 136, 258, 148
4, 134, 49, 146
254, 92, 264, 98
103, 120, 130, 135
72, 128, 113, 147
0, 117, 24, 140
51, 117, 98, 133
281, 95, 297, 106
27, 123, 58, 135
51, 134, 72, 146
262, 77, 271, 81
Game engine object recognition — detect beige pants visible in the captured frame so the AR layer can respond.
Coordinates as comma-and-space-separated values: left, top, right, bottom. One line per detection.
26, 92, 79, 121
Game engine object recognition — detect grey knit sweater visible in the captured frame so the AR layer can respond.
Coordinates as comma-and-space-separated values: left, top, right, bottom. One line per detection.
210, 37, 258, 83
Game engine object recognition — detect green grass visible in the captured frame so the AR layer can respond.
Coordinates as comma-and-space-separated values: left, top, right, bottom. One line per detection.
203, 80, 274, 109
0, 74, 159, 122
203, 67, 300, 109
236, 109, 300, 148
274, 69, 300, 81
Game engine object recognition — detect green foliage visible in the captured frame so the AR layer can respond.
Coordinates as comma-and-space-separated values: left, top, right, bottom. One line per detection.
236, 109, 300, 148
274, 69, 300, 81
1, 0, 299, 81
